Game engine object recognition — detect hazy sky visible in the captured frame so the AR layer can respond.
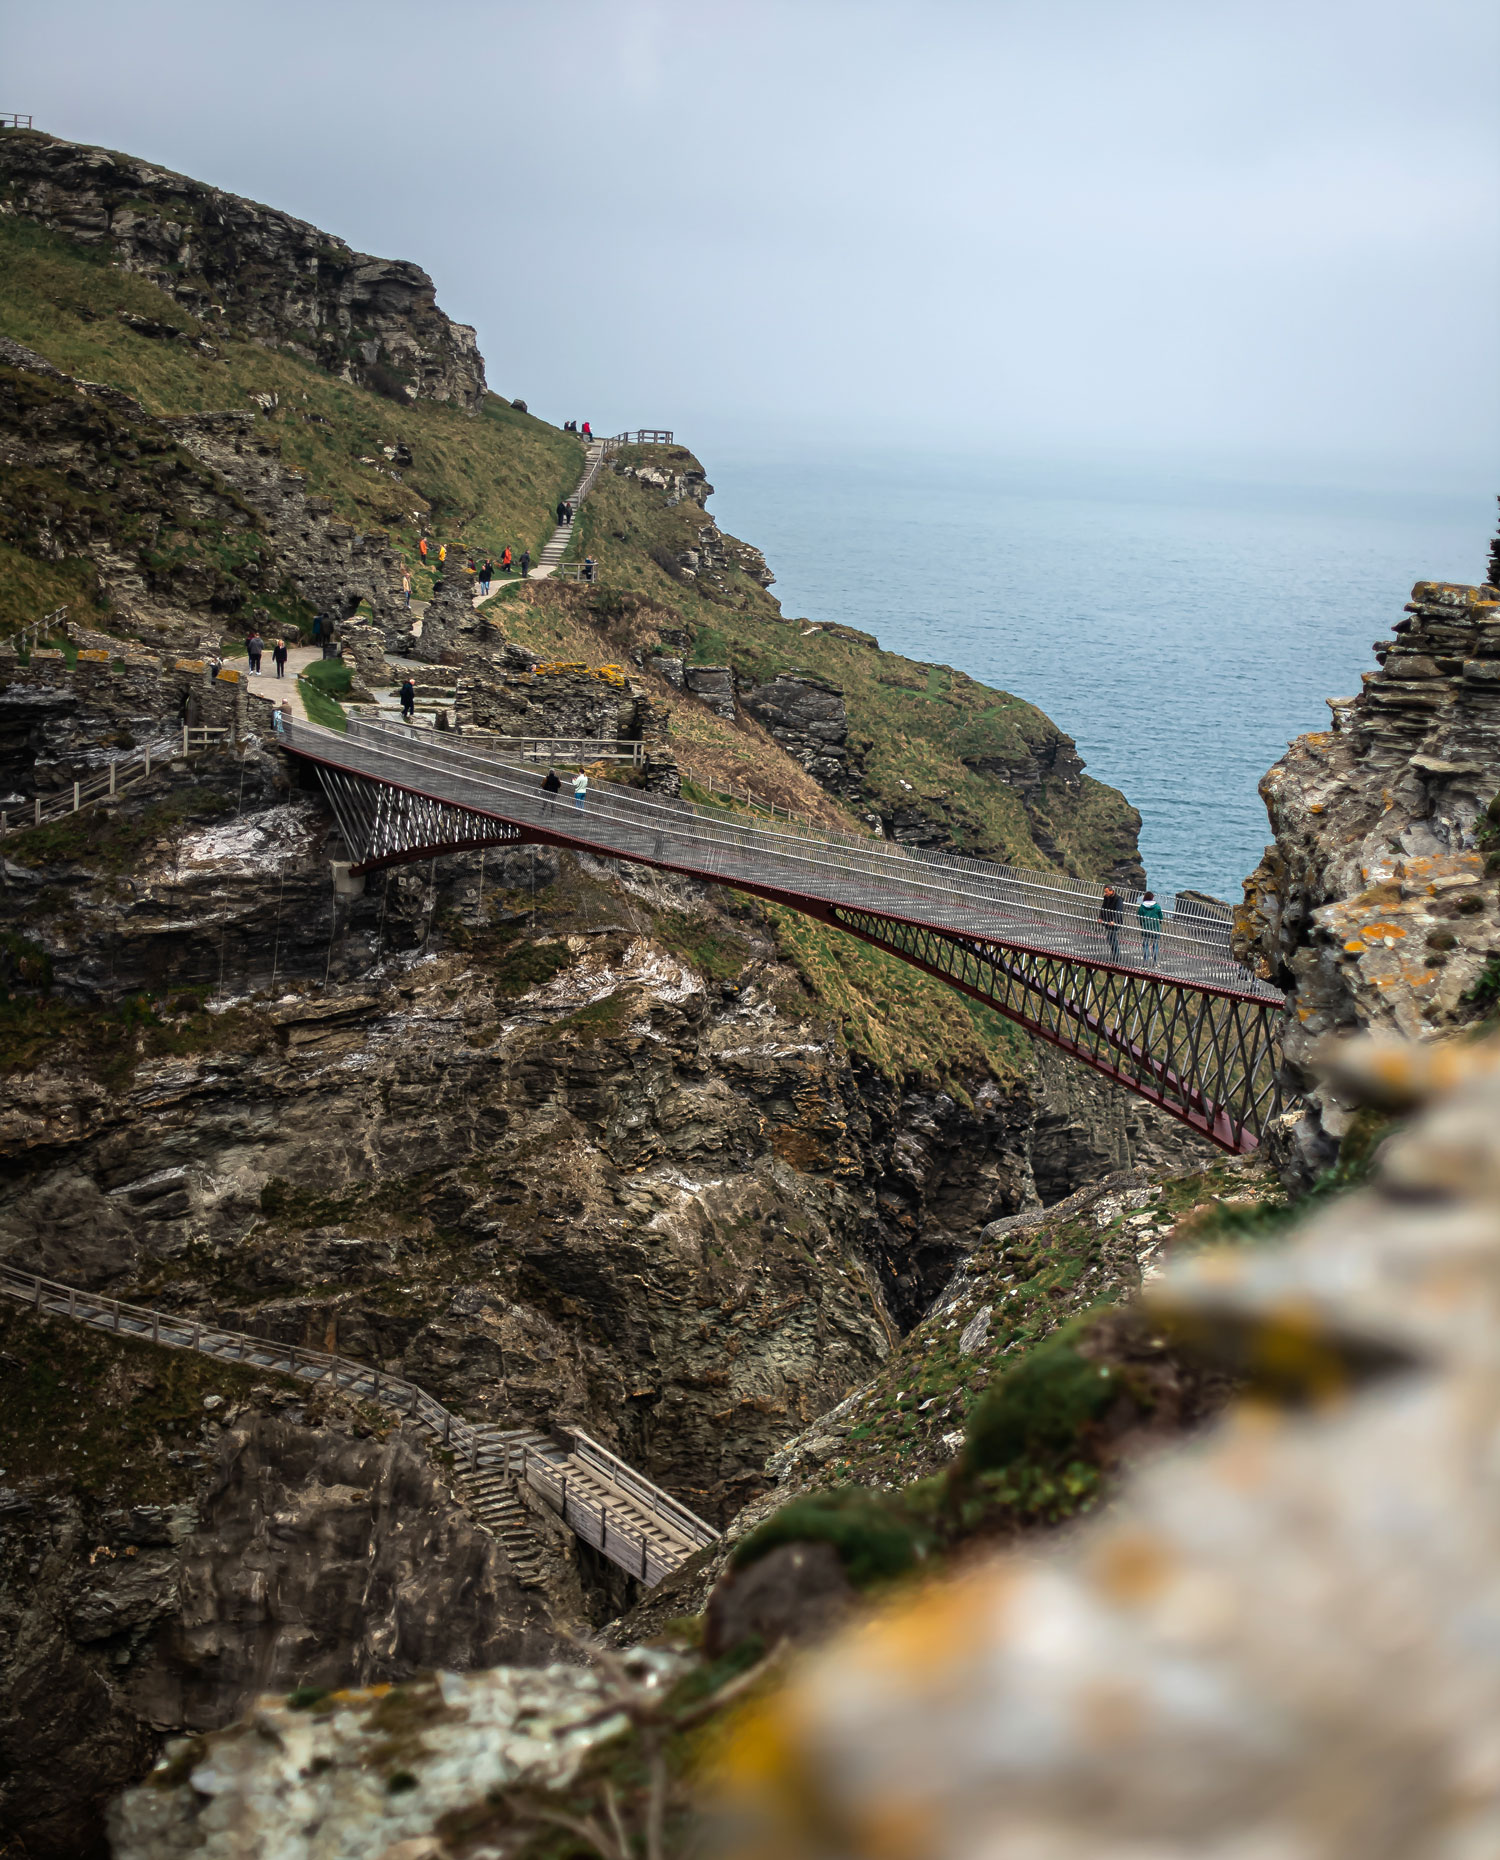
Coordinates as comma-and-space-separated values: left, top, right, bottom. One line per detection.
7, 0, 1498, 485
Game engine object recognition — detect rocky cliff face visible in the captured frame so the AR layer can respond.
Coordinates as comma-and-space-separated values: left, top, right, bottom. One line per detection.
0, 1298, 568, 1860
0, 131, 484, 409
1237, 579, 1500, 1181
0, 339, 410, 649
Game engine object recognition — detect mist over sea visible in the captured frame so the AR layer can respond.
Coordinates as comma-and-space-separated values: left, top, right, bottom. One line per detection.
697, 446, 1491, 901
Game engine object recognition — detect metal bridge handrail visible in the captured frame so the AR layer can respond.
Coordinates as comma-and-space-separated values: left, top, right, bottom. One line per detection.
313, 717, 1271, 996
345, 714, 1188, 929
316, 720, 1256, 988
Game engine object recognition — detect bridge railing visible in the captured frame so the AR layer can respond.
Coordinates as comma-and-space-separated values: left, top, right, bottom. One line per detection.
562, 1426, 719, 1548
307, 716, 1269, 997
499, 1443, 687, 1587
0, 113, 34, 131
348, 720, 643, 765
0, 1261, 717, 1586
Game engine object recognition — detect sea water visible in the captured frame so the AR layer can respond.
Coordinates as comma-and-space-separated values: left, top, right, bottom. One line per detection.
698, 446, 1491, 901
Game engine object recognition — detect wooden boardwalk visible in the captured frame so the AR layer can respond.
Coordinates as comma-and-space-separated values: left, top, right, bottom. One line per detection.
0, 1262, 718, 1590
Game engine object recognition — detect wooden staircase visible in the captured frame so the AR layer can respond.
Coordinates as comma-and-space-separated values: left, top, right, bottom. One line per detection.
0, 1265, 719, 1590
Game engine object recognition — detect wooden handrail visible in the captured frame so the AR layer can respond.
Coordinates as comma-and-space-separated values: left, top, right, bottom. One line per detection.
0, 1261, 717, 1584
0, 725, 232, 836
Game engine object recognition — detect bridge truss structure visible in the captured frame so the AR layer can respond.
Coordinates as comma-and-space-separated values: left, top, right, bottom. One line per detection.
290, 717, 1284, 1154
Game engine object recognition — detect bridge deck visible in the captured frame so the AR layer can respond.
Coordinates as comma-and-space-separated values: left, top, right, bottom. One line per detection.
287, 716, 1280, 1007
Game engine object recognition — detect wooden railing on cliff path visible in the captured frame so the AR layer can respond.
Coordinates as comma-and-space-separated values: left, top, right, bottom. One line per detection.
0, 725, 234, 836
0, 1262, 719, 1589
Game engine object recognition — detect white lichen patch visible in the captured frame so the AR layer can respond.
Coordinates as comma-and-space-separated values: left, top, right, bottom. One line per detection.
111, 1660, 681, 1859
177, 803, 321, 875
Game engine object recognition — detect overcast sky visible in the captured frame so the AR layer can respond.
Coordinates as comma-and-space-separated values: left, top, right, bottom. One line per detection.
7, 0, 1498, 486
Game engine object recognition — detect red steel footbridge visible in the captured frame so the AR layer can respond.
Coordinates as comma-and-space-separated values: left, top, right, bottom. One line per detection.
284, 717, 1284, 1154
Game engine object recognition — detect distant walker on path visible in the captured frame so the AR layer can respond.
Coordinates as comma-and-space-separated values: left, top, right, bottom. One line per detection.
400, 677, 416, 722
1138, 890, 1163, 964
520, 548, 531, 577
542, 768, 561, 807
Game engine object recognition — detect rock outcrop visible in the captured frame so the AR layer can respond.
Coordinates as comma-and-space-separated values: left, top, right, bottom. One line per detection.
0, 1302, 566, 1860
0, 131, 485, 409
1237, 579, 1500, 1181
705, 1037, 1500, 1860
0, 343, 406, 649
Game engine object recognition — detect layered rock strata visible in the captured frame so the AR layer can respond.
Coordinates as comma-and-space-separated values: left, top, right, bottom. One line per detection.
0, 131, 485, 408
1237, 580, 1500, 1180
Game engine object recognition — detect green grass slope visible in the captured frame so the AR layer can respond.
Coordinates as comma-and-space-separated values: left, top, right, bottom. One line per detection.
0, 214, 583, 617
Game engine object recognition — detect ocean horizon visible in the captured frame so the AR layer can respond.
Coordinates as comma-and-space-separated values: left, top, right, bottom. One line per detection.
693, 443, 1492, 901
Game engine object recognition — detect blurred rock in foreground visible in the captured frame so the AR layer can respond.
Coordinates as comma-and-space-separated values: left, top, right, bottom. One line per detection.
711, 1032, 1500, 1860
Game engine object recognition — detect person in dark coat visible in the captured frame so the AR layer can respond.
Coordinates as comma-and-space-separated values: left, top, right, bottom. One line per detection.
1098, 886, 1124, 963
541, 767, 562, 807
400, 678, 416, 722
519, 549, 531, 577
272, 638, 289, 677
246, 630, 263, 673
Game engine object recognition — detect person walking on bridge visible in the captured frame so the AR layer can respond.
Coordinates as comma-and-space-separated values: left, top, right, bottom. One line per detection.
400, 677, 416, 722
542, 767, 561, 809
1098, 886, 1124, 963
572, 770, 589, 812
1137, 890, 1163, 965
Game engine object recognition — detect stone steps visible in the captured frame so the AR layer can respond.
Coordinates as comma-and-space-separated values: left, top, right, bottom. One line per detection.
453, 1468, 550, 1586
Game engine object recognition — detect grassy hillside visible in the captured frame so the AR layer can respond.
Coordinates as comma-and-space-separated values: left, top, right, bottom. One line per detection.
0, 214, 582, 614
